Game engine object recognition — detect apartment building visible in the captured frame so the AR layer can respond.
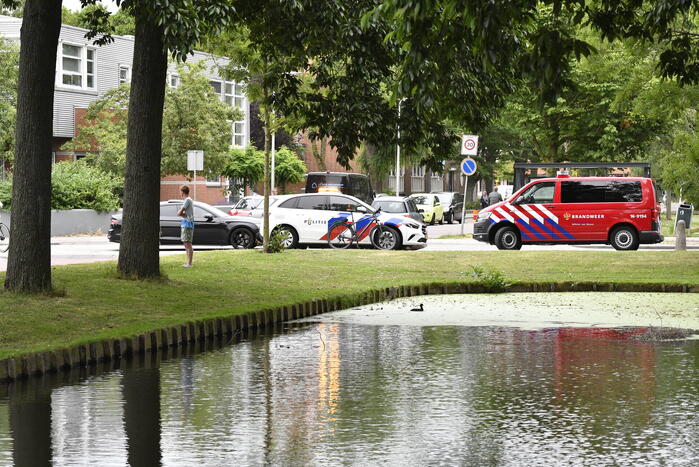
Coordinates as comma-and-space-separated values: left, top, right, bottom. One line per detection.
0, 14, 249, 205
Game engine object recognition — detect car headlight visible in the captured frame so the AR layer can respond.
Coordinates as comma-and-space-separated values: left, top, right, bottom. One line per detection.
405, 222, 420, 229
477, 211, 491, 221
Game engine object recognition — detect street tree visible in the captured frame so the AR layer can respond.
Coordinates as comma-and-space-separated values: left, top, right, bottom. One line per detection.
222, 146, 264, 194
1, 0, 61, 294
273, 146, 306, 193
75, 0, 235, 279
63, 64, 240, 179
0, 36, 18, 167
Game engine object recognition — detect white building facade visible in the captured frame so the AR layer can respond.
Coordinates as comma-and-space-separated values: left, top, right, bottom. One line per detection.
0, 14, 249, 204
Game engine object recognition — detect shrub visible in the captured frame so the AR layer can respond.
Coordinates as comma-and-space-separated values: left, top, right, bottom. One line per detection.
51, 161, 121, 211
0, 162, 121, 211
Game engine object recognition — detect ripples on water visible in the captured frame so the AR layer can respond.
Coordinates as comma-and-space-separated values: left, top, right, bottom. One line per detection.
1, 322, 698, 465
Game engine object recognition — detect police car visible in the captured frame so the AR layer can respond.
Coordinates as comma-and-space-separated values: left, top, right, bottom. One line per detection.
474, 174, 664, 250
267, 193, 427, 249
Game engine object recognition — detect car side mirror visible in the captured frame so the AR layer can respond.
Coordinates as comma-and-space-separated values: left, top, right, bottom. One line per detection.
418, 208, 424, 213
205, 215, 214, 222
356, 206, 368, 213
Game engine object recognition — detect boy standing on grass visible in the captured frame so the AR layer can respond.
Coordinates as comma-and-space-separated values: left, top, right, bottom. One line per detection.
177, 185, 194, 267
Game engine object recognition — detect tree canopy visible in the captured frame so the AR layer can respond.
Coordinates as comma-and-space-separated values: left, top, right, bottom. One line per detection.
62, 63, 240, 178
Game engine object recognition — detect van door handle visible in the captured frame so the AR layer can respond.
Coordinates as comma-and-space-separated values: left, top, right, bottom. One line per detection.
544, 205, 556, 209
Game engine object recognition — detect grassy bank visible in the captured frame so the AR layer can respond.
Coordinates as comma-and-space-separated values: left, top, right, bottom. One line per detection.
1, 249, 698, 360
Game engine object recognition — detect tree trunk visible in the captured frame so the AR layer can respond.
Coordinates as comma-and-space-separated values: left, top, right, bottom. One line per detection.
4, 0, 62, 293
117, 12, 168, 278
262, 88, 271, 252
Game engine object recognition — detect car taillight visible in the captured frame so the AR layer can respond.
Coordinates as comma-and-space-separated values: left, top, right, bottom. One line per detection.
653, 203, 660, 220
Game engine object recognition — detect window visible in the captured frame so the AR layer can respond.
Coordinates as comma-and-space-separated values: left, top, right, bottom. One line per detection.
605, 181, 642, 202
405, 199, 419, 213
412, 167, 424, 177
210, 80, 223, 96
329, 196, 362, 212
160, 205, 180, 217
516, 182, 555, 204
433, 196, 440, 206
194, 206, 213, 218
234, 83, 244, 108
60, 43, 95, 89
119, 65, 130, 84
561, 181, 642, 203
206, 174, 221, 186
169, 74, 180, 88
225, 82, 234, 106
372, 200, 406, 213
296, 196, 327, 210
279, 197, 299, 209
232, 121, 245, 147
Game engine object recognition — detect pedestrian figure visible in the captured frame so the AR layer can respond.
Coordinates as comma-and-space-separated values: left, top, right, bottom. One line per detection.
488, 186, 503, 205
480, 190, 489, 209
177, 185, 194, 267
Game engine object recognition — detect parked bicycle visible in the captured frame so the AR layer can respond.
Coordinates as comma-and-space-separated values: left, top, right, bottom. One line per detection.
327, 208, 399, 250
0, 201, 8, 253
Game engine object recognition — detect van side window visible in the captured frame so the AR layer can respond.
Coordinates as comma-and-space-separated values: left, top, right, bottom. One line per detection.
606, 181, 642, 202
562, 181, 642, 203
517, 182, 555, 204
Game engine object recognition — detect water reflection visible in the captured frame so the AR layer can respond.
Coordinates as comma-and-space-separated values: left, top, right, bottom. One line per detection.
0, 323, 697, 465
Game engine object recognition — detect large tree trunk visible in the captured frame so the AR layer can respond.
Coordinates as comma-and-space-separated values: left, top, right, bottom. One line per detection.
117, 12, 168, 278
4, 0, 62, 293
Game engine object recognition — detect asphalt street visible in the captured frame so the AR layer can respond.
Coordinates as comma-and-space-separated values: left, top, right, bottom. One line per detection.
0, 219, 695, 271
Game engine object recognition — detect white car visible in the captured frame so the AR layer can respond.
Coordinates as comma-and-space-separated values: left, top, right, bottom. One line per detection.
266, 193, 427, 249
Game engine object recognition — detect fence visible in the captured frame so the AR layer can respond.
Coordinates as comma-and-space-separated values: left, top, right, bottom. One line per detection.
0, 209, 119, 236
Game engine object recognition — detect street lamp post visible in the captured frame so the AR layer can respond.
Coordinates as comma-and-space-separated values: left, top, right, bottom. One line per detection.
396, 98, 406, 196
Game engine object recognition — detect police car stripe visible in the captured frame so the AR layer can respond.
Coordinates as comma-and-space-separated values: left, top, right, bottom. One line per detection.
495, 207, 515, 223
505, 203, 530, 224
490, 212, 502, 223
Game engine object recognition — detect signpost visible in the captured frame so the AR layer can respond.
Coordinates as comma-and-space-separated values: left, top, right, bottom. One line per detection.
459, 136, 478, 234
187, 150, 204, 201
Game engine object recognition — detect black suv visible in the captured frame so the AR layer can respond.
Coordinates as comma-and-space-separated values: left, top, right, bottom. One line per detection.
108, 200, 262, 248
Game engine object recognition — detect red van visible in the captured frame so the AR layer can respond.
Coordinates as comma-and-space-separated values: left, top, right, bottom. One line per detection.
473, 174, 663, 250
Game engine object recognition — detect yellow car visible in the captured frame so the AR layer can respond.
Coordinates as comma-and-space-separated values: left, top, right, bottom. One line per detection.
409, 193, 444, 224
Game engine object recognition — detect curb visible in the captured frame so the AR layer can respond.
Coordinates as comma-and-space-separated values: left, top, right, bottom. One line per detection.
1, 281, 697, 383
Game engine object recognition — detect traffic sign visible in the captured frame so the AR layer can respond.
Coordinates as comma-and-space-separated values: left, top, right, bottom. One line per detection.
187, 150, 204, 171
461, 135, 478, 155
461, 157, 477, 176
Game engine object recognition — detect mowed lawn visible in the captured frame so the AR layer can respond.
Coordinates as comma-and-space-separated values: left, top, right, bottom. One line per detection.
0, 249, 698, 360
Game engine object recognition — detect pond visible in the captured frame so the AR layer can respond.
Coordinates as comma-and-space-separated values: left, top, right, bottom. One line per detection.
1, 293, 698, 465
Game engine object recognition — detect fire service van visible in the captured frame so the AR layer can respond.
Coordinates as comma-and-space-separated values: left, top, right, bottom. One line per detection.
473, 174, 663, 250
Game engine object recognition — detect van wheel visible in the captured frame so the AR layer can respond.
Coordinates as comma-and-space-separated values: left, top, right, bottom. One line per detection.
494, 226, 522, 250
610, 226, 639, 251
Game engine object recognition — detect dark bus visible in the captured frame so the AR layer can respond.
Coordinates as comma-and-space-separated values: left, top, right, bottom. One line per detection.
304, 172, 374, 204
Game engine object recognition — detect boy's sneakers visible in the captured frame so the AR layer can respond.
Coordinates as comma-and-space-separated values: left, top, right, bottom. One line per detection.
182, 264, 192, 268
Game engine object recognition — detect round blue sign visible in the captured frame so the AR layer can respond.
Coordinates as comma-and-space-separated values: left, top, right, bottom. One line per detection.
461, 157, 477, 176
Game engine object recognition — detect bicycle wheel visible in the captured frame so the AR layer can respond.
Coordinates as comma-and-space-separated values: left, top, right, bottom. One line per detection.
370, 225, 399, 250
0, 223, 8, 253
328, 222, 355, 249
